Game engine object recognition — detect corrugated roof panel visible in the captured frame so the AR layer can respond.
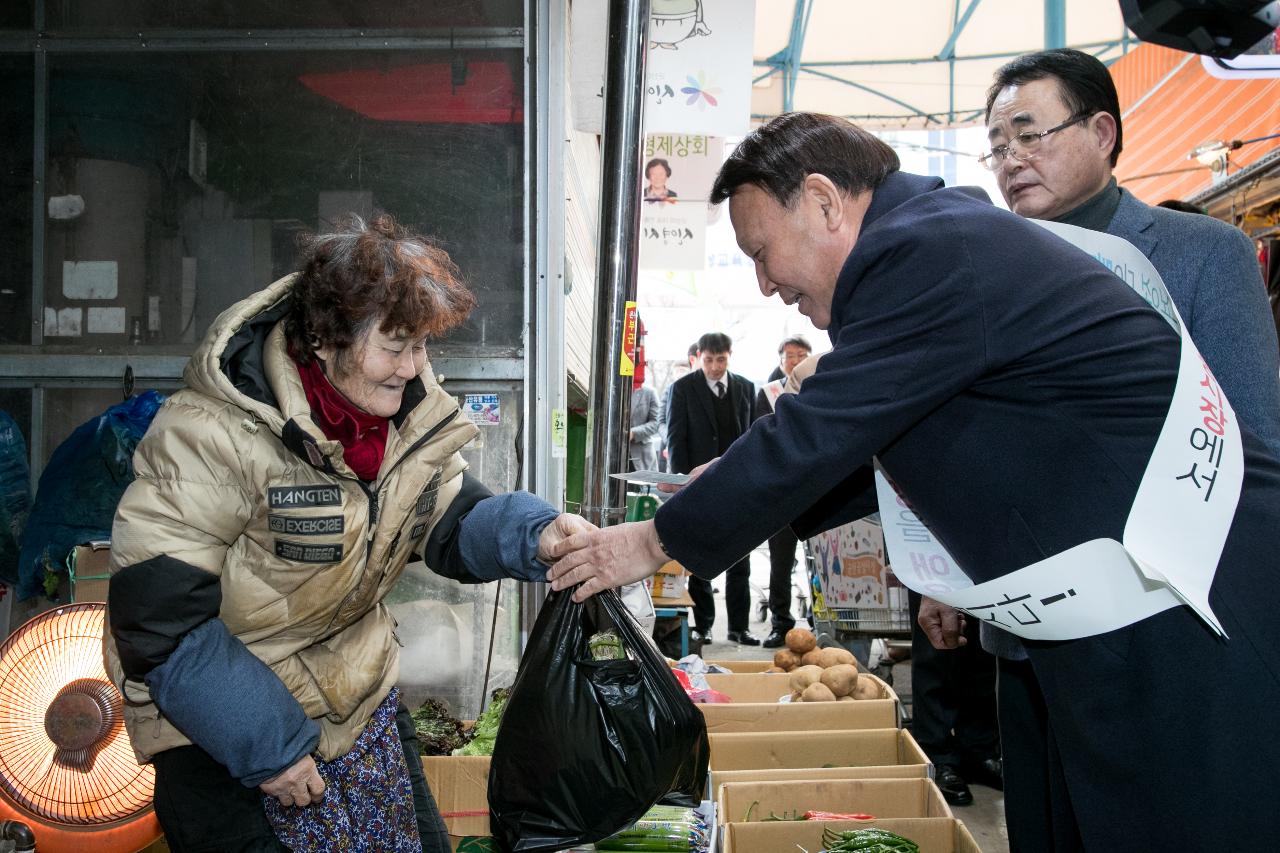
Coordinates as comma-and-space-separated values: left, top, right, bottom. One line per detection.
1112, 42, 1185, 107
1112, 43, 1280, 204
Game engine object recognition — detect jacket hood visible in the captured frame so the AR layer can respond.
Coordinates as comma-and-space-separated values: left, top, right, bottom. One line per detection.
184, 273, 297, 429
183, 274, 471, 476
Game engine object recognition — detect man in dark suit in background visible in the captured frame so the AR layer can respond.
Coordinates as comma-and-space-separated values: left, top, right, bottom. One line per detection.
666, 332, 760, 645
659, 343, 699, 473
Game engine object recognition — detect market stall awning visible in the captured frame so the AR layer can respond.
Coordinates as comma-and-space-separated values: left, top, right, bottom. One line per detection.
751, 0, 1133, 130
1110, 43, 1280, 207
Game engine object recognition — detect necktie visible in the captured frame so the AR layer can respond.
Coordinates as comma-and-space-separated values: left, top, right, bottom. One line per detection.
715, 381, 725, 399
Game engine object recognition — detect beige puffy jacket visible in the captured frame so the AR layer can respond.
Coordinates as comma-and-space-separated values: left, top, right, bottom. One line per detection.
104, 274, 479, 764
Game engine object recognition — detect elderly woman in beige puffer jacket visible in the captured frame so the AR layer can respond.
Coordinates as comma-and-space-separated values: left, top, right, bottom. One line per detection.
105, 215, 589, 853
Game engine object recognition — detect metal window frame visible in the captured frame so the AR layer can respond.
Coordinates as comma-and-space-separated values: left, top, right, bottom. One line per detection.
519, 0, 567, 638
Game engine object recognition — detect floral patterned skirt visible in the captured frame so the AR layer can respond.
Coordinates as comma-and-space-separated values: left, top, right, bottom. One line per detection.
264, 688, 422, 852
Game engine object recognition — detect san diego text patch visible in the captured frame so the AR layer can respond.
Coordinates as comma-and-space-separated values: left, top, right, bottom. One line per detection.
275, 539, 343, 563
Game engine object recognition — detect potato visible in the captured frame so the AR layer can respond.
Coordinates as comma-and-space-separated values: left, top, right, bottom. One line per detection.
788, 664, 824, 693
773, 648, 801, 671
800, 649, 824, 667
764, 666, 786, 673
819, 664, 859, 698
853, 678, 883, 700
817, 647, 845, 669
801, 682, 837, 702
789, 691, 803, 702
827, 647, 856, 666
785, 627, 817, 655
838, 694, 856, 702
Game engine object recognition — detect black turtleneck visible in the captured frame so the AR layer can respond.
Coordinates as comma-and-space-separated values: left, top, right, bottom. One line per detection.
1052, 177, 1121, 232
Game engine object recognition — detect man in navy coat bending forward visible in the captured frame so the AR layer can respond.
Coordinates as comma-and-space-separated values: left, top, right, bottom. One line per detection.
548, 112, 1280, 851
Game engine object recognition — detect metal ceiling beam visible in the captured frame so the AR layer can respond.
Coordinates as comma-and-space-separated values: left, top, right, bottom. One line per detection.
938, 0, 983, 60
749, 16, 1133, 128
768, 37, 1127, 68
791, 0, 817, 112
949, 1, 958, 121
1044, 0, 1066, 48
769, 0, 815, 113
779, 1, 805, 110
798, 66, 936, 123
753, 109, 964, 127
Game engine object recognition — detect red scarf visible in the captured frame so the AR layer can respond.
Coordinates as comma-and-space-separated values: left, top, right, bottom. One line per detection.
295, 356, 388, 481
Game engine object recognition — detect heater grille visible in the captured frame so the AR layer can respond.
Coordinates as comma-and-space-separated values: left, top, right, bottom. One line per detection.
0, 603, 154, 825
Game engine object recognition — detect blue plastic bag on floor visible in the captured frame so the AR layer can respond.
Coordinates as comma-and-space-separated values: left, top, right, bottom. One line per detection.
16, 391, 164, 599
0, 410, 31, 586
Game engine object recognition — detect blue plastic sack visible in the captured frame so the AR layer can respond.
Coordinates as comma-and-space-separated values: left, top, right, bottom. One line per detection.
0, 411, 31, 587
16, 391, 165, 599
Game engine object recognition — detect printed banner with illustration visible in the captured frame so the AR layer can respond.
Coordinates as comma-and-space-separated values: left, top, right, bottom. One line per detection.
570, 0, 755, 137
639, 134, 723, 270
807, 517, 906, 615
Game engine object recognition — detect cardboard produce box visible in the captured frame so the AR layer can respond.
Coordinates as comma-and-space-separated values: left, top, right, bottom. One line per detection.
717, 777, 952, 827
703, 672, 792, 702
700, 671, 901, 728
72, 540, 112, 602
724, 817, 980, 853
708, 728, 930, 792
705, 671, 898, 703
703, 659, 773, 673
421, 755, 493, 851
648, 560, 689, 600
699, 692, 895, 733
649, 572, 687, 600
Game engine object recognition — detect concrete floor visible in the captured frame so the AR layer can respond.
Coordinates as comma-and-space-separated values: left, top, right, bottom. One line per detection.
700, 546, 1010, 853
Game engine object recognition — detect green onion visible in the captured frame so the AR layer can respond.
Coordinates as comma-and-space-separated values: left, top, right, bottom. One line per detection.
820, 826, 920, 853
595, 806, 709, 851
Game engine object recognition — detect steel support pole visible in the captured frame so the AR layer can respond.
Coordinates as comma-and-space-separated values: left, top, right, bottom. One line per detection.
520, 0, 567, 639
582, 0, 649, 530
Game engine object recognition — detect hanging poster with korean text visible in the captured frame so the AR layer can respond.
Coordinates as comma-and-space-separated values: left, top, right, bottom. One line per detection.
639, 134, 723, 270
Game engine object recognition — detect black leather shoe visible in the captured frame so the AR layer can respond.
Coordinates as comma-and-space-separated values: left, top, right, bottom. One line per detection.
935, 765, 973, 806
691, 630, 711, 646
964, 757, 1003, 791
762, 629, 788, 648
726, 630, 763, 646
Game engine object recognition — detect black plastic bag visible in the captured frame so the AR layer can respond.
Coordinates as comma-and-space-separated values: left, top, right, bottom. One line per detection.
488, 587, 709, 852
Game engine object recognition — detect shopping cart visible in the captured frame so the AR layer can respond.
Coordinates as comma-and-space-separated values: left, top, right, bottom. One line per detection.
805, 516, 914, 719
804, 517, 908, 657
806, 517, 910, 639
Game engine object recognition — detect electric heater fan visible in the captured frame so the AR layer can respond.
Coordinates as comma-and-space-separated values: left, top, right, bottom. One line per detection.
0, 603, 161, 852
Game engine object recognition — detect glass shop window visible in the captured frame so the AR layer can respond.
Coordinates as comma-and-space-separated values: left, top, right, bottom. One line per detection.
37, 49, 524, 352
0, 2, 32, 29
0, 56, 33, 346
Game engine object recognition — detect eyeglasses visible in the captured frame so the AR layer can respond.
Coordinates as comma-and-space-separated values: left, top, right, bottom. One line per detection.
978, 113, 1093, 171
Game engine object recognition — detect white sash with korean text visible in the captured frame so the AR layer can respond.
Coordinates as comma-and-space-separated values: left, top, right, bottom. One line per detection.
874, 221, 1243, 640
